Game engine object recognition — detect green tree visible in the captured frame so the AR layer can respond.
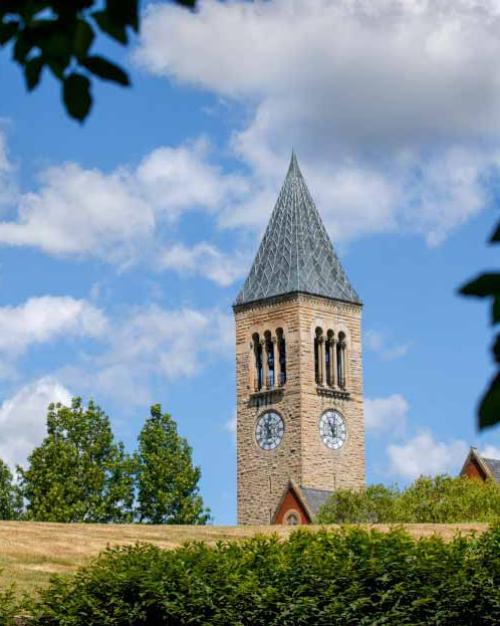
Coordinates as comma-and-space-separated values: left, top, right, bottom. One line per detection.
0, 458, 22, 520
460, 218, 500, 430
17, 397, 135, 522
395, 474, 500, 523
0, 1, 196, 121
316, 484, 399, 524
317, 475, 500, 524
135, 404, 210, 524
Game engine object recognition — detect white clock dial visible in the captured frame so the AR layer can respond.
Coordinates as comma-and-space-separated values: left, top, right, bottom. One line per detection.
319, 410, 346, 449
255, 411, 284, 450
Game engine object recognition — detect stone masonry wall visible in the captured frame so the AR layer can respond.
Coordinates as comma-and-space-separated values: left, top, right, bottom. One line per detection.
235, 296, 302, 525
235, 293, 365, 525
297, 293, 365, 492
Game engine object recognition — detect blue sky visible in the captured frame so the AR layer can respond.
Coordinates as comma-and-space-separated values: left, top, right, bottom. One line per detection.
0, 0, 499, 523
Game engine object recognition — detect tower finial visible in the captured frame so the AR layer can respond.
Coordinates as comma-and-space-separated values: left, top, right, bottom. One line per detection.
288, 149, 299, 174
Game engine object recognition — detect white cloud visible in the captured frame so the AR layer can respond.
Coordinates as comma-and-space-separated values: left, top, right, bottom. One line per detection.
399, 147, 498, 246
63, 305, 234, 405
1, 1, 497, 273
160, 242, 249, 286
0, 377, 72, 470
138, 0, 500, 145
105, 305, 232, 378
0, 296, 107, 358
387, 430, 469, 480
0, 129, 17, 210
365, 394, 409, 433
137, 141, 247, 222
136, 0, 500, 244
365, 330, 409, 361
0, 139, 244, 265
0, 162, 153, 264
0, 131, 9, 172
481, 445, 500, 459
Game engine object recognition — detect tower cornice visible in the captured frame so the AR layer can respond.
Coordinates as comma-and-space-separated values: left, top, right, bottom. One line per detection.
233, 290, 363, 315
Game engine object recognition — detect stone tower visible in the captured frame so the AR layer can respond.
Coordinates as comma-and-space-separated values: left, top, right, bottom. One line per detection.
233, 153, 365, 525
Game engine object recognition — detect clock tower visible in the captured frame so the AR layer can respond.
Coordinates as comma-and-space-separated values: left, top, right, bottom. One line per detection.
233, 153, 365, 525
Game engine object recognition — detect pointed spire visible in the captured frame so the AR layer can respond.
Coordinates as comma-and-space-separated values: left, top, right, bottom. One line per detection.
235, 152, 361, 307
287, 149, 302, 179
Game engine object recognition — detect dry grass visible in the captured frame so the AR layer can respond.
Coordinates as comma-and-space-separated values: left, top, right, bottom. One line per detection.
0, 521, 488, 595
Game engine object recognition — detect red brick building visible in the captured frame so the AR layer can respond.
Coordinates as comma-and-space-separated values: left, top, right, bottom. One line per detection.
272, 481, 333, 525
460, 447, 500, 483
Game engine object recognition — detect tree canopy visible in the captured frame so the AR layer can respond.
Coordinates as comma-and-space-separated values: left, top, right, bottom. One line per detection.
0, 458, 21, 520
3, 397, 210, 524
316, 475, 500, 524
135, 403, 210, 524
17, 397, 135, 522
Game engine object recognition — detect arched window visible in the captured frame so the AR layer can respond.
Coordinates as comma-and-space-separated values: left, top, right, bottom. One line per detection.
325, 330, 334, 386
276, 328, 286, 386
284, 511, 300, 526
337, 332, 346, 388
314, 327, 323, 384
253, 333, 263, 391
265, 331, 275, 388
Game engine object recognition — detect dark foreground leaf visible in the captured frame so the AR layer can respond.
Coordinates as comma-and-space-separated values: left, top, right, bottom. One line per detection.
82, 55, 129, 85
460, 273, 500, 300
479, 372, 500, 430
0, 1, 197, 121
461, 216, 500, 430
63, 73, 92, 122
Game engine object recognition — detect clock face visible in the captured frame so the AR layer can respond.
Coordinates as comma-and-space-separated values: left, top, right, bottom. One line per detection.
255, 411, 284, 450
319, 410, 346, 450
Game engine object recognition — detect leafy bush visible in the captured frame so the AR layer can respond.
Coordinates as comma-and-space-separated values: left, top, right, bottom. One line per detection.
398, 475, 500, 522
317, 483, 399, 523
317, 475, 500, 524
0, 586, 20, 626
27, 526, 500, 625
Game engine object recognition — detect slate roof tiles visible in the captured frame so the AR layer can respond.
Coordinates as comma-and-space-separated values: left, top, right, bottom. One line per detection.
235, 153, 360, 307
483, 457, 500, 483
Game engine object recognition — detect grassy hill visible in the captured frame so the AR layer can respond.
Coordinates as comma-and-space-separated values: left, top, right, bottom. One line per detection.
0, 521, 488, 594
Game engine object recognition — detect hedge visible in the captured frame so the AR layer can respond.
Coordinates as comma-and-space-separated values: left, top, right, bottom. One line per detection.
23, 525, 500, 626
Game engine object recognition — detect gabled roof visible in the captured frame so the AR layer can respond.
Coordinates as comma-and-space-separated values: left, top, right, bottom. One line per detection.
234, 153, 361, 307
483, 457, 500, 483
272, 480, 334, 523
300, 486, 335, 516
460, 447, 500, 483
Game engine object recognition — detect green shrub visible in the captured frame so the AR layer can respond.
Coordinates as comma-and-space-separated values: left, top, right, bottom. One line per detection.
317, 483, 399, 523
396, 475, 500, 523
27, 526, 500, 625
0, 587, 19, 626
317, 475, 500, 524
